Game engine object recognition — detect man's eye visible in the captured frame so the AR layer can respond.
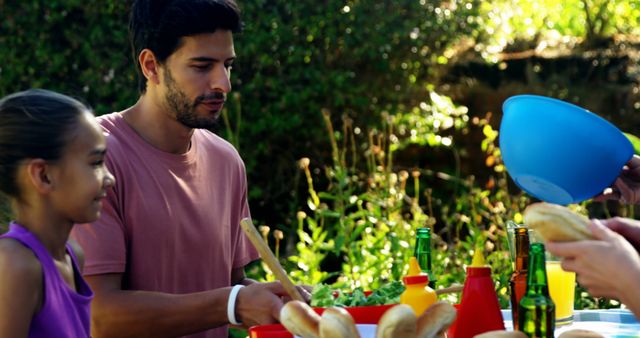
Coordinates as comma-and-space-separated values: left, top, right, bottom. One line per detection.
193, 65, 210, 71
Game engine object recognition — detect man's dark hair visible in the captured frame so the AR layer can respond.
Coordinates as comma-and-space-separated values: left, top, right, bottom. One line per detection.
129, 0, 243, 93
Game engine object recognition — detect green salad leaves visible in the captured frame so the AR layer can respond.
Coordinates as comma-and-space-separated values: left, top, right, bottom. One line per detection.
310, 281, 405, 307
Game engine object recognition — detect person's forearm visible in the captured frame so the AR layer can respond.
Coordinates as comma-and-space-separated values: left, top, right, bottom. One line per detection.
91, 287, 232, 338
617, 265, 640, 320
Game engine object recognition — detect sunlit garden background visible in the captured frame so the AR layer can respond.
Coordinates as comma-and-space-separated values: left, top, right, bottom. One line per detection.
2, 1, 640, 336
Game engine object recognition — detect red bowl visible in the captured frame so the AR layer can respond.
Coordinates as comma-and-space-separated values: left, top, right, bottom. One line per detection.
248, 323, 292, 338
250, 289, 399, 337
249, 304, 397, 337
313, 304, 396, 324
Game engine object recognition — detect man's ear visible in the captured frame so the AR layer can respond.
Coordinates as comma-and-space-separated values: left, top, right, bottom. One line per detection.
25, 159, 53, 194
139, 49, 161, 85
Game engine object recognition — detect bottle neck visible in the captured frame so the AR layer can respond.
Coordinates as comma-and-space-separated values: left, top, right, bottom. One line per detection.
514, 228, 530, 272
414, 228, 432, 272
526, 243, 550, 296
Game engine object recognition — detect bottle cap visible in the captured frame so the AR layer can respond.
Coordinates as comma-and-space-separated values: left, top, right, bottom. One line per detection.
470, 247, 486, 267
403, 274, 429, 285
417, 227, 430, 235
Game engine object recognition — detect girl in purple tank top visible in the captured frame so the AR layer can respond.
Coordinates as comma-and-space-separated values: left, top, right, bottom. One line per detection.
0, 89, 115, 338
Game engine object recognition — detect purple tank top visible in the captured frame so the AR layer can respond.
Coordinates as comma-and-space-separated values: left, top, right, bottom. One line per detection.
1, 222, 93, 338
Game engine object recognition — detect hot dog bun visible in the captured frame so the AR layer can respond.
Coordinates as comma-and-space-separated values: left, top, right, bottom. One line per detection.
473, 330, 528, 338
523, 202, 593, 242
375, 304, 417, 338
280, 300, 321, 338
558, 329, 605, 338
416, 301, 457, 338
319, 307, 360, 338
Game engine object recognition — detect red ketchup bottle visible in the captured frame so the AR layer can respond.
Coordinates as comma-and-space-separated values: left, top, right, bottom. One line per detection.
449, 248, 505, 338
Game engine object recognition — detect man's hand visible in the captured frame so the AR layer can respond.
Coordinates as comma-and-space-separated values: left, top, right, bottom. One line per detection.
594, 155, 640, 204
234, 282, 286, 328
283, 285, 312, 303
546, 220, 640, 300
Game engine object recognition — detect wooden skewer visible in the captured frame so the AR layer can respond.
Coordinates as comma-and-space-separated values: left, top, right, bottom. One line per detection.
240, 218, 306, 302
435, 284, 464, 296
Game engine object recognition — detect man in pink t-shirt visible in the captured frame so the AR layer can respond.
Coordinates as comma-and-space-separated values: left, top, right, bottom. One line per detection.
71, 1, 303, 337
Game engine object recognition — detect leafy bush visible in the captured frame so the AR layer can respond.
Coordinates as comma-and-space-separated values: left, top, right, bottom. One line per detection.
230, 0, 482, 222
0, 1, 135, 113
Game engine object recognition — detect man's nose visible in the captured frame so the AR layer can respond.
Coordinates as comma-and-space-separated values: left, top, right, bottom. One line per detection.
210, 65, 232, 93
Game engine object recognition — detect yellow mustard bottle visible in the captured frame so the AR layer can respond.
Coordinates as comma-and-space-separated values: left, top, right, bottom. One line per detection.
400, 257, 437, 315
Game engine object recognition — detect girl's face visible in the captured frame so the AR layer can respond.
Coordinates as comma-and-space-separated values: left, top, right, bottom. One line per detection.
48, 111, 114, 224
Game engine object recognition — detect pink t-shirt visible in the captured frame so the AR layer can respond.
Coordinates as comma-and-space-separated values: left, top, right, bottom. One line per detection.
71, 112, 259, 338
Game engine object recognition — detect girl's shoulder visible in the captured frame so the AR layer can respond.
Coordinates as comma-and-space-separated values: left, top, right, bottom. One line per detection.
0, 238, 44, 328
0, 237, 42, 282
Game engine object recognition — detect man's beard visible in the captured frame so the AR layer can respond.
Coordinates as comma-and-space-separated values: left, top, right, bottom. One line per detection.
163, 68, 225, 129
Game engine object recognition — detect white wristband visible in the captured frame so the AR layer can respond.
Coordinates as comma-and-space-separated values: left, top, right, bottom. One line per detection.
227, 284, 245, 325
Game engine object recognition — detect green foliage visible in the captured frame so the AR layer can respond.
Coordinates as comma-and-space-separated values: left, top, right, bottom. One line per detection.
477, 0, 640, 59
0, 1, 136, 113
231, 0, 482, 221
285, 100, 471, 290
393, 91, 470, 149
624, 133, 640, 155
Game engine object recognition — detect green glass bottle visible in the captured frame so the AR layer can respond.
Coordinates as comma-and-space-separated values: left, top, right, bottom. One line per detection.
510, 227, 530, 331
518, 243, 555, 338
414, 227, 436, 288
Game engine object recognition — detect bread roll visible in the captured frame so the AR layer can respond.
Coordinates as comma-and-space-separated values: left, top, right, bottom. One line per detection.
375, 304, 417, 338
473, 330, 528, 338
280, 300, 321, 338
558, 329, 605, 338
523, 202, 593, 242
416, 301, 457, 338
319, 307, 360, 338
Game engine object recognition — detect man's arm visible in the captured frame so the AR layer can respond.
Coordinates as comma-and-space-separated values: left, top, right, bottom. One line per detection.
87, 273, 287, 338
87, 273, 232, 338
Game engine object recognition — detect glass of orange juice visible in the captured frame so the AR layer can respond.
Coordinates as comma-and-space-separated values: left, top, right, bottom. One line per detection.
545, 260, 575, 325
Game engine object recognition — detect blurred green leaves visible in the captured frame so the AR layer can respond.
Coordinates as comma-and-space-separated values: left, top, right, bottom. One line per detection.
0, 1, 135, 113
624, 133, 640, 155
477, 0, 640, 61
